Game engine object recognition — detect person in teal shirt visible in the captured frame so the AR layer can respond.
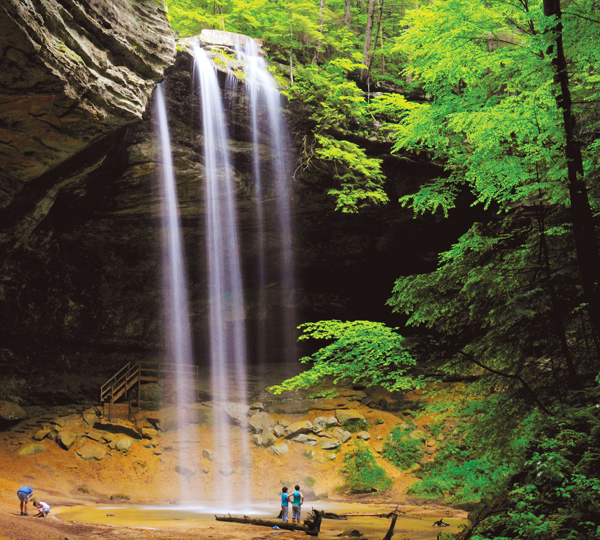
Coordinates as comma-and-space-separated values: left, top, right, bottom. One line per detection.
291, 485, 304, 523
280, 486, 289, 522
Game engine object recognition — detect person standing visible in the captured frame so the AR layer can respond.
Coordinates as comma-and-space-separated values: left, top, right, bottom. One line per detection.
280, 486, 289, 523
17, 486, 34, 516
291, 484, 304, 524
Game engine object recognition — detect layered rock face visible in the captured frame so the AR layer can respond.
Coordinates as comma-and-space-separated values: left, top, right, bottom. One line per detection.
0, 17, 470, 403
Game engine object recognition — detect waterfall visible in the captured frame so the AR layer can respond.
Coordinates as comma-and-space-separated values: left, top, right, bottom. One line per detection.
238, 39, 296, 368
154, 83, 198, 501
192, 42, 251, 506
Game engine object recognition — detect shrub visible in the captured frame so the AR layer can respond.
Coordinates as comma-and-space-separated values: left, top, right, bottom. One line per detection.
382, 424, 424, 470
340, 441, 392, 494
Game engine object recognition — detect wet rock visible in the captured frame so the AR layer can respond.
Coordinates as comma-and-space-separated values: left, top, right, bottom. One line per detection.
0, 400, 27, 421
269, 443, 290, 456
335, 410, 365, 424
18, 443, 46, 456
203, 449, 216, 461
320, 440, 341, 450
57, 430, 77, 450
356, 431, 370, 441
175, 466, 196, 479
273, 425, 286, 438
285, 420, 313, 436
76, 442, 107, 461
292, 434, 318, 446
33, 429, 51, 441
248, 412, 276, 434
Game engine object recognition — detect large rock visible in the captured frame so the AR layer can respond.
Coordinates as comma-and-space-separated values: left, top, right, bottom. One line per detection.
0, 0, 176, 194
331, 428, 352, 443
292, 434, 319, 446
0, 400, 27, 421
93, 421, 142, 439
269, 443, 290, 456
248, 412, 276, 433
285, 420, 313, 436
76, 442, 107, 461
335, 410, 366, 425
57, 430, 77, 450
319, 440, 341, 450
224, 402, 250, 425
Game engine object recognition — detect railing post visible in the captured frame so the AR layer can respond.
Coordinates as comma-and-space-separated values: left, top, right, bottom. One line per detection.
137, 361, 141, 414
109, 385, 114, 422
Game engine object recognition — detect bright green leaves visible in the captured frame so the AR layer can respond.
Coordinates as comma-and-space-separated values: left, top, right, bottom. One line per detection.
270, 320, 422, 394
340, 441, 393, 494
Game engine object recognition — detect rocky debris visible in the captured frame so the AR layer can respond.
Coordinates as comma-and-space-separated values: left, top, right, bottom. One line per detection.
0, 400, 27, 421
175, 466, 196, 479
93, 421, 142, 439
320, 440, 341, 450
331, 428, 352, 443
18, 443, 46, 456
82, 409, 99, 426
203, 449, 216, 461
111, 436, 132, 453
313, 416, 338, 429
335, 410, 365, 425
269, 443, 290, 456
33, 429, 51, 441
248, 412, 276, 434
285, 420, 313, 436
57, 430, 78, 450
273, 425, 286, 438
141, 427, 159, 440
291, 434, 319, 446
224, 402, 250, 425
76, 442, 107, 461
356, 431, 371, 441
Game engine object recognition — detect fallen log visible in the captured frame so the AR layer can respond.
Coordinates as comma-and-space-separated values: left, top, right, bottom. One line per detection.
216, 509, 323, 536
382, 514, 399, 540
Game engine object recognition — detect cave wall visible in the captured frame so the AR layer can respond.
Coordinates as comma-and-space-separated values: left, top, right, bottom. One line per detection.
0, 13, 473, 403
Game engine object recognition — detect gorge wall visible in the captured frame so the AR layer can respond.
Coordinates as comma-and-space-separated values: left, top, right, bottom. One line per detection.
0, 0, 471, 404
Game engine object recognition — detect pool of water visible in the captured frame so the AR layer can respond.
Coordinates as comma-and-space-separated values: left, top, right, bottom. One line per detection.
55, 501, 468, 539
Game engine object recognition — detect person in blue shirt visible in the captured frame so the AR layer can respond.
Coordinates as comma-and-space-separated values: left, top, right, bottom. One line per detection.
17, 486, 34, 516
280, 486, 289, 522
291, 485, 304, 523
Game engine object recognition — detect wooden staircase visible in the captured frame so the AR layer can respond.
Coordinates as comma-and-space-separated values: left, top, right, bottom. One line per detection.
100, 361, 198, 421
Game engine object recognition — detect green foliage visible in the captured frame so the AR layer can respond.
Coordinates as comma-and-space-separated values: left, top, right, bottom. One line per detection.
381, 424, 423, 470
270, 320, 424, 394
340, 441, 392, 494
341, 418, 369, 433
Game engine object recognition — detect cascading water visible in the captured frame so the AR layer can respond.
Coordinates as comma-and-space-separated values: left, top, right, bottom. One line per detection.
154, 83, 198, 501
192, 42, 251, 506
238, 39, 296, 368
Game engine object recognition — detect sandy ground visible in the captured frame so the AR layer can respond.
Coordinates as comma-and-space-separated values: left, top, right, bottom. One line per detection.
0, 399, 468, 540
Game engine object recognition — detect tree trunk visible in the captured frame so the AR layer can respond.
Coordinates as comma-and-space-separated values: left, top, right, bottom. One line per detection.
367, 0, 384, 78
344, 0, 352, 31
361, 0, 377, 80
543, 0, 600, 364
313, 0, 326, 64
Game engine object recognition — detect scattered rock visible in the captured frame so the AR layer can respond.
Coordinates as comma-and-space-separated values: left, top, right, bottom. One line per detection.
114, 436, 132, 453
277, 419, 290, 427
248, 412, 276, 434
292, 434, 318, 446
33, 429, 51, 441
18, 443, 46, 456
356, 431, 370, 441
82, 412, 97, 426
335, 410, 365, 424
141, 427, 158, 440
285, 420, 313, 436
203, 449, 216, 461
57, 430, 78, 450
86, 431, 103, 442
252, 434, 264, 446
224, 402, 250, 425
76, 442, 107, 461
269, 443, 290, 456
320, 440, 341, 450
249, 402, 265, 411
331, 428, 352, 443
273, 425, 286, 438
175, 466, 196, 479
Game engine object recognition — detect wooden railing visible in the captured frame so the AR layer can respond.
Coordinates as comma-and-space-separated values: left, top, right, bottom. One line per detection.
100, 361, 199, 420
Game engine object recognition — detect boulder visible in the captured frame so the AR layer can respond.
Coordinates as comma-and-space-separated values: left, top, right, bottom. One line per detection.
320, 440, 341, 450
82, 412, 98, 426
114, 436, 132, 453
313, 416, 338, 428
409, 430, 428, 441
248, 412, 276, 434
0, 400, 27, 421
269, 443, 290, 456
18, 443, 46, 456
141, 427, 158, 440
76, 442, 107, 461
251, 434, 264, 446
277, 419, 290, 427
93, 421, 142, 439
285, 420, 313, 436
86, 431, 103, 442
356, 431, 370, 441
57, 430, 77, 450
203, 449, 216, 461
249, 402, 265, 411
292, 434, 319, 446
273, 425, 286, 438
331, 428, 352, 443
335, 410, 365, 425
224, 402, 250, 425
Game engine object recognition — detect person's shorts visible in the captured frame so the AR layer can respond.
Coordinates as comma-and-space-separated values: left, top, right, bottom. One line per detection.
17, 492, 30, 501
292, 505, 301, 519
